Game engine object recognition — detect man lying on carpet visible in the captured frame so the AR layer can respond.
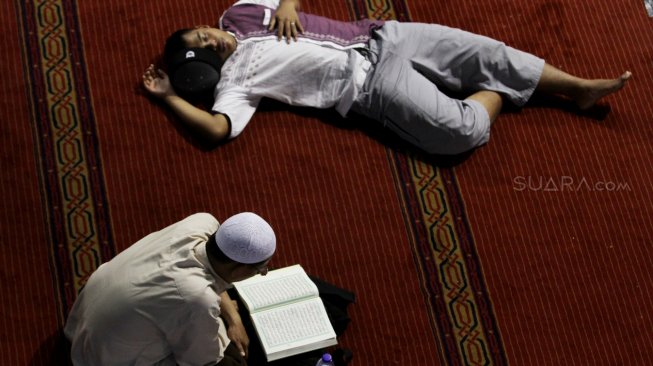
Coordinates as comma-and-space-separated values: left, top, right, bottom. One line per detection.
142, 0, 631, 155
65, 212, 274, 366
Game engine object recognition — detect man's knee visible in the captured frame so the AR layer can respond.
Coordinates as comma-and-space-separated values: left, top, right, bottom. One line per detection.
421, 104, 491, 155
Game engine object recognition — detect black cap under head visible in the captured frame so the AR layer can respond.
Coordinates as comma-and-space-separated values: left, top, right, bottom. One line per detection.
168, 48, 223, 97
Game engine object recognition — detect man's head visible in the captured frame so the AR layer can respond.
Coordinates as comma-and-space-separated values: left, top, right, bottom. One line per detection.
164, 26, 237, 67
207, 212, 276, 283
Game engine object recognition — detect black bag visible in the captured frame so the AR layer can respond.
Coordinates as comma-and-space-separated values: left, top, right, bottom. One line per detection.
309, 275, 355, 337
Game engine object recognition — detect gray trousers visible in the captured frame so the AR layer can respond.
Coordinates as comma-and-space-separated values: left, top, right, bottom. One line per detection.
351, 21, 545, 155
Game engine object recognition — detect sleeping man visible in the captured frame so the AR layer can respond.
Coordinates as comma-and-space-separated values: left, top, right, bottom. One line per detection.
142, 0, 630, 155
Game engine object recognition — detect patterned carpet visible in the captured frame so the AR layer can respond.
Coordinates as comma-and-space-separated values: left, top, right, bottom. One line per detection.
3, 0, 652, 365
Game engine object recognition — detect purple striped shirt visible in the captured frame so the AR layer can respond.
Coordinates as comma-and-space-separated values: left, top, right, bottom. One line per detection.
220, 4, 384, 48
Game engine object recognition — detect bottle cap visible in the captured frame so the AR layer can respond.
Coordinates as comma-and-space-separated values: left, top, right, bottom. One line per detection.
322, 353, 332, 362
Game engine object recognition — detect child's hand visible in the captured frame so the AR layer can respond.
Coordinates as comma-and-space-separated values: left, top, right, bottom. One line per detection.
269, 0, 304, 43
142, 65, 175, 99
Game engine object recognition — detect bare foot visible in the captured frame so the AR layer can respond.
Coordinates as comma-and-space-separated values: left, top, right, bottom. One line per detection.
575, 71, 632, 110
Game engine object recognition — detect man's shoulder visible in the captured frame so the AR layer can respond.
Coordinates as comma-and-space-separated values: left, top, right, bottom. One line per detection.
172, 213, 219, 236
181, 212, 219, 225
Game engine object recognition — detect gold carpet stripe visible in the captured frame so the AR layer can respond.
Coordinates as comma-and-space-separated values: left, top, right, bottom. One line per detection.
408, 159, 493, 365
34, 0, 101, 293
360, 0, 496, 363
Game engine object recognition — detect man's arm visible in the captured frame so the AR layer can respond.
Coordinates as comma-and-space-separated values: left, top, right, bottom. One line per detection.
219, 291, 250, 358
142, 64, 230, 144
268, 0, 304, 42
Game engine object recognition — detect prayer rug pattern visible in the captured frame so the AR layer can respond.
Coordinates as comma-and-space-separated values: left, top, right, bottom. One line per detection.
17, 0, 116, 316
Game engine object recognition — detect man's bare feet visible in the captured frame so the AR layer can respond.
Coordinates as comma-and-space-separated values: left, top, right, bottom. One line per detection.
575, 71, 632, 110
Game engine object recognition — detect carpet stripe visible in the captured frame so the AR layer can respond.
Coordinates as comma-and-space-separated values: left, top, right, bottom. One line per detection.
348, 0, 509, 364
17, 0, 116, 315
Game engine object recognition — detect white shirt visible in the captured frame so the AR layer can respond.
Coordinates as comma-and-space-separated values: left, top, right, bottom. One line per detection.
64, 213, 231, 366
214, 0, 371, 138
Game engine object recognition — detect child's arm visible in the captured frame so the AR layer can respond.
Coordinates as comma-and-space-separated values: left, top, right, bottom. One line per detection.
143, 65, 230, 144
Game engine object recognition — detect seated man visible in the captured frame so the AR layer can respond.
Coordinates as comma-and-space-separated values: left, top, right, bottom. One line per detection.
64, 212, 276, 365
142, 0, 631, 155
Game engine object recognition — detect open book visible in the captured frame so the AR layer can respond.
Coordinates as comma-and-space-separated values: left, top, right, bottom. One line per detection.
232, 265, 337, 361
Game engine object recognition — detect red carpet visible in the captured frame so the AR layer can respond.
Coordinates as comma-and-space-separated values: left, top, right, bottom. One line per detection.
445, 1, 653, 364
1, 1, 64, 365
3, 0, 652, 365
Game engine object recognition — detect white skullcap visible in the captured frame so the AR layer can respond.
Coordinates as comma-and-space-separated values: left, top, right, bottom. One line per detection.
215, 212, 276, 264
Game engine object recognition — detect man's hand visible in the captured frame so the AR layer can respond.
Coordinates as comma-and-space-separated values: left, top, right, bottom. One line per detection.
227, 320, 250, 359
142, 64, 175, 99
220, 292, 249, 358
268, 0, 304, 43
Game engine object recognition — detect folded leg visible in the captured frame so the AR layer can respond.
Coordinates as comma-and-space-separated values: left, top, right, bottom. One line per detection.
352, 52, 492, 155
370, 21, 545, 106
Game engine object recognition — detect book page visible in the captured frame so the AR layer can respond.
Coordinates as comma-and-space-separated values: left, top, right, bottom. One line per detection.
234, 265, 319, 312
251, 297, 337, 359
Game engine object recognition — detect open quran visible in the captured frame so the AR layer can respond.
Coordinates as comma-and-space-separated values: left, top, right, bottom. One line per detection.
232, 265, 338, 361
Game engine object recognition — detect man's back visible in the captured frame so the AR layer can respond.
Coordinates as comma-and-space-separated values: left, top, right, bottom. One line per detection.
64, 213, 231, 366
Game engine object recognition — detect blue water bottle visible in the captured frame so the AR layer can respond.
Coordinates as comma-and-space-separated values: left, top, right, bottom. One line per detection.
315, 353, 335, 366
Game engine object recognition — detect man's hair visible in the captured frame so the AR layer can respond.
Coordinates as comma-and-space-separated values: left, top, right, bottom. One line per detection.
163, 28, 193, 69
